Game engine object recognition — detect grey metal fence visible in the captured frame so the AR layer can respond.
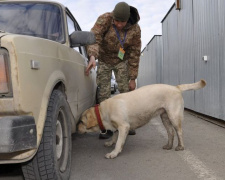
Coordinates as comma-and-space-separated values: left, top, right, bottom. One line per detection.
138, 0, 225, 121
137, 35, 162, 87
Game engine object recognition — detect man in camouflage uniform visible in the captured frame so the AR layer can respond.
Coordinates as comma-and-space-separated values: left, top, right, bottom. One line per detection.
86, 2, 141, 138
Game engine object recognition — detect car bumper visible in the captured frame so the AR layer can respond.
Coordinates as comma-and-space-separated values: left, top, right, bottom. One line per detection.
0, 116, 37, 153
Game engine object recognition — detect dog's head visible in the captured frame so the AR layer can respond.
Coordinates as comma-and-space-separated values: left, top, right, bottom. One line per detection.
77, 107, 100, 134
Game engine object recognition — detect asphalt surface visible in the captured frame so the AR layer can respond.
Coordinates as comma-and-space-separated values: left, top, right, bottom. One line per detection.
1, 91, 225, 180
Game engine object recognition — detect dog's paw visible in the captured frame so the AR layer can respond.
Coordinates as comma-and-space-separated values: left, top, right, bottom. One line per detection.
105, 152, 118, 159
104, 141, 114, 147
163, 144, 173, 150
175, 146, 184, 151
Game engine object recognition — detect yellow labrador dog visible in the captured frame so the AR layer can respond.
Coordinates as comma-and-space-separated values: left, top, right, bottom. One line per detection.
77, 80, 206, 159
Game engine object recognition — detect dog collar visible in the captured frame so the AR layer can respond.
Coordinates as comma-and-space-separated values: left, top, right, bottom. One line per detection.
94, 104, 106, 131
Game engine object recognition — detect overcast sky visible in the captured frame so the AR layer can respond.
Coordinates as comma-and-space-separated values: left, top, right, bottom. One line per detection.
52, 0, 175, 50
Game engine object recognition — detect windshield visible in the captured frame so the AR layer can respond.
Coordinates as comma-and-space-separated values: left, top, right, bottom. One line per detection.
0, 2, 64, 42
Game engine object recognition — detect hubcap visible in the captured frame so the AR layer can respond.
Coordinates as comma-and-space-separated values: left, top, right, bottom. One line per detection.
56, 108, 69, 173
56, 120, 63, 160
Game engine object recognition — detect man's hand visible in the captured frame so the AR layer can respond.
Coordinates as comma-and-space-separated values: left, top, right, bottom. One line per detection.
129, 79, 136, 91
85, 56, 96, 76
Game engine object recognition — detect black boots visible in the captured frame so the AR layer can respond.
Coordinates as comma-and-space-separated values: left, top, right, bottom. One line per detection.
99, 130, 113, 139
128, 129, 136, 135
99, 130, 136, 139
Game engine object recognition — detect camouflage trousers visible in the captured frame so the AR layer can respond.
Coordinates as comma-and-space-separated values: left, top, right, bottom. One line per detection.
97, 61, 129, 103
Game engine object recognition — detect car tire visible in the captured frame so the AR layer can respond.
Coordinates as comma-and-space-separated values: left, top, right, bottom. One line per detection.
22, 90, 72, 180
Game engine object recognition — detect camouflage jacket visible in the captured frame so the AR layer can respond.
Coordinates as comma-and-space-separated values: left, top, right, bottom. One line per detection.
87, 6, 141, 80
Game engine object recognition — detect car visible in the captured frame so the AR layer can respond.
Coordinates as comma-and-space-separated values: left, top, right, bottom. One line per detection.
111, 72, 118, 94
0, 0, 96, 179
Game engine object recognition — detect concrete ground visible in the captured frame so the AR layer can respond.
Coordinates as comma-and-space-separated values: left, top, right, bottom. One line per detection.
70, 111, 225, 180
0, 91, 225, 180
1, 110, 225, 180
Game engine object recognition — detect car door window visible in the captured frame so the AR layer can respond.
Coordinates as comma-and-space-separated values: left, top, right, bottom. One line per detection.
79, 45, 88, 58
67, 15, 75, 35
66, 14, 88, 58
66, 14, 79, 52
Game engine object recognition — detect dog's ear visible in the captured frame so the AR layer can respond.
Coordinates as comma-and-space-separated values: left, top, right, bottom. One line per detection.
86, 111, 98, 129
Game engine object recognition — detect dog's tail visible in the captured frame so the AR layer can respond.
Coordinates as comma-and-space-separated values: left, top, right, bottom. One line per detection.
177, 79, 206, 92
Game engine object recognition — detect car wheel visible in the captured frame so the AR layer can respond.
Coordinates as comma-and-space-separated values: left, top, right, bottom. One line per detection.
22, 90, 72, 180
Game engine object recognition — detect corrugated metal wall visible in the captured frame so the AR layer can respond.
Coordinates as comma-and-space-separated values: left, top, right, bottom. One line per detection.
137, 35, 162, 87
192, 0, 221, 118
162, 0, 225, 120
219, 0, 225, 119
162, 0, 196, 111
139, 0, 225, 121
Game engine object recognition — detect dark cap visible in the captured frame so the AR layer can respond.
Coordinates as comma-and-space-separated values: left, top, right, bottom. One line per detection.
113, 2, 130, 22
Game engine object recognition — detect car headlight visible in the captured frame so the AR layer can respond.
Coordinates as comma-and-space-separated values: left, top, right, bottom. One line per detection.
0, 48, 12, 97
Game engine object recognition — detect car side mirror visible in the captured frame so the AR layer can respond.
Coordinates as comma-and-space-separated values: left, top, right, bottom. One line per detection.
70, 31, 96, 47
